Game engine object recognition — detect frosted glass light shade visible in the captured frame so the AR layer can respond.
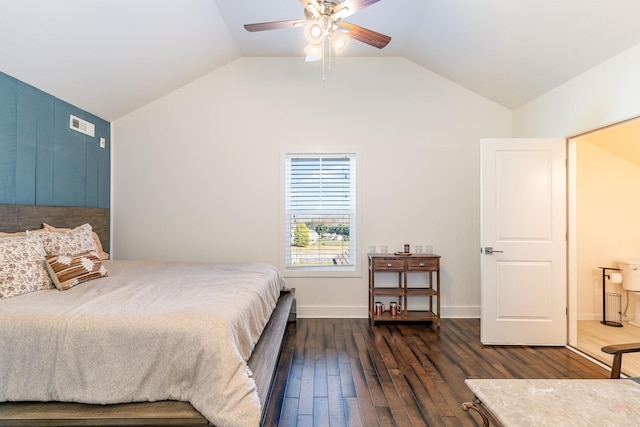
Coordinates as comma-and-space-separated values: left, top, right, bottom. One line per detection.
304, 20, 324, 44
304, 42, 323, 61
330, 30, 349, 53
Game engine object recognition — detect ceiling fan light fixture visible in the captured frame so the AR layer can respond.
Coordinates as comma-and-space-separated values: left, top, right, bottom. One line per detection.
244, 0, 392, 77
330, 30, 349, 53
304, 42, 323, 61
304, 20, 325, 44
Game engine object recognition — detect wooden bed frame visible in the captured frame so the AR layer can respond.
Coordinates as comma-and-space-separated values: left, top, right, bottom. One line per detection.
0, 203, 294, 426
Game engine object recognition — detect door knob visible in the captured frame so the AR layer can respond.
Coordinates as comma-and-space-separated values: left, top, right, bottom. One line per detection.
484, 247, 504, 255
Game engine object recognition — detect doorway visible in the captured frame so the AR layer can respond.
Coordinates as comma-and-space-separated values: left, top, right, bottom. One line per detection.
569, 116, 640, 376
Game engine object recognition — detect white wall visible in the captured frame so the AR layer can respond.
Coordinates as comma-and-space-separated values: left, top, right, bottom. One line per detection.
112, 57, 511, 318
576, 140, 640, 319
513, 43, 640, 138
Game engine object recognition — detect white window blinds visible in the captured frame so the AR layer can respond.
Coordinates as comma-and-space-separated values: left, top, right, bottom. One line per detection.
284, 153, 356, 270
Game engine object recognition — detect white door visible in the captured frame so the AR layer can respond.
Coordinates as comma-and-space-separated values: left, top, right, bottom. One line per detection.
480, 138, 567, 345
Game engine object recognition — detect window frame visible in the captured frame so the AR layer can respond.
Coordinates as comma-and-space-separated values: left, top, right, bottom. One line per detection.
280, 146, 362, 278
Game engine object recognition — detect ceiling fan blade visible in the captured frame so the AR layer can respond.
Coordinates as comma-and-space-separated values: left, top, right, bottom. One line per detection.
244, 19, 306, 32
338, 22, 391, 49
332, 0, 381, 20
299, 0, 321, 18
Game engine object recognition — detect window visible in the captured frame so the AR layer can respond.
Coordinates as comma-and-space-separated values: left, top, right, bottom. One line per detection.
283, 151, 357, 275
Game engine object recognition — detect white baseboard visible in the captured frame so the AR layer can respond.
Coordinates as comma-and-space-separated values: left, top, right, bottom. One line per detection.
441, 305, 480, 318
577, 314, 601, 321
297, 306, 367, 318
296, 305, 481, 319
577, 313, 632, 321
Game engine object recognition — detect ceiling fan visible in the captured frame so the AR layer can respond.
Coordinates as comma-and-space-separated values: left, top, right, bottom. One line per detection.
244, 0, 391, 62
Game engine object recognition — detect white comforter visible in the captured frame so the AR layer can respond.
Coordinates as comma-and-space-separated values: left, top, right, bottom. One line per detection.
0, 260, 287, 427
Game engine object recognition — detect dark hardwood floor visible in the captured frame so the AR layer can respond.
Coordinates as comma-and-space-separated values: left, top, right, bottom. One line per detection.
263, 318, 610, 427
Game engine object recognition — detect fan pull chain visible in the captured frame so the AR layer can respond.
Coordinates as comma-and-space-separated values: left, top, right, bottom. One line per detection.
321, 36, 334, 82
328, 37, 333, 73
322, 39, 326, 82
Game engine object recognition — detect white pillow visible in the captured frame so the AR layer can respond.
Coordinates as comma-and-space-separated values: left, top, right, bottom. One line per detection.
28, 223, 98, 256
42, 223, 109, 260
0, 234, 52, 299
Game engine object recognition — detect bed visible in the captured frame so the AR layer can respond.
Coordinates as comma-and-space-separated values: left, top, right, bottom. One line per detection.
0, 204, 294, 426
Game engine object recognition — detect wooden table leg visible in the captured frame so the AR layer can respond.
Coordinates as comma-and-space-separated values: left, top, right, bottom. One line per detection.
461, 397, 490, 427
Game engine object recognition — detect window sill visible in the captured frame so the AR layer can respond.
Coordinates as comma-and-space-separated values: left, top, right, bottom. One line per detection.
282, 265, 362, 279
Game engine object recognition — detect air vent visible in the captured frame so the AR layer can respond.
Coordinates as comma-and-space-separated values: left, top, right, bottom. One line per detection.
69, 115, 95, 137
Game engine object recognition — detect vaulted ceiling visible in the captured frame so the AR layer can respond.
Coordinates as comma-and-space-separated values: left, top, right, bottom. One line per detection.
2, 0, 640, 122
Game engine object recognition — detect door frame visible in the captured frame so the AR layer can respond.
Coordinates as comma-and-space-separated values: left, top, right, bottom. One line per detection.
567, 115, 640, 348
568, 139, 578, 347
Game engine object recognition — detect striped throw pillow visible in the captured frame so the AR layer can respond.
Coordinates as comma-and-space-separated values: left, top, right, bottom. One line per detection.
45, 251, 108, 291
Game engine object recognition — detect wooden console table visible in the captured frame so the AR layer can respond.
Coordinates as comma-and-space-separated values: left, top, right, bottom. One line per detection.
368, 253, 440, 326
462, 378, 640, 426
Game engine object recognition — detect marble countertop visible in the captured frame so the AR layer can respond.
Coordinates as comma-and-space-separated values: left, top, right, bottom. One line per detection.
465, 378, 640, 426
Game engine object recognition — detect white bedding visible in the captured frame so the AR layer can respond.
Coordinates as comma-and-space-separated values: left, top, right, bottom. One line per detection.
0, 260, 288, 427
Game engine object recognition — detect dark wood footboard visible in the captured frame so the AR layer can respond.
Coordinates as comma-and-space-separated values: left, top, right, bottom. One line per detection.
0, 289, 295, 427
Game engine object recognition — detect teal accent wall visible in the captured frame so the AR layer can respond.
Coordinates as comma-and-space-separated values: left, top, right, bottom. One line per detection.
0, 71, 110, 208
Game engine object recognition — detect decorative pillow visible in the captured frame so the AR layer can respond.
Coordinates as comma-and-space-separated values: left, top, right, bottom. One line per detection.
45, 251, 108, 291
0, 234, 52, 299
28, 223, 98, 257
42, 223, 109, 260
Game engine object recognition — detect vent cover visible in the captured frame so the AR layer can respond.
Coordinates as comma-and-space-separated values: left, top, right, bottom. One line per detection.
69, 115, 95, 137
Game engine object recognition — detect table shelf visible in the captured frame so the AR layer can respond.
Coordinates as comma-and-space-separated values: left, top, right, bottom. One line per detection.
372, 287, 404, 296
371, 310, 439, 323
368, 254, 441, 327
406, 288, 438, 297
